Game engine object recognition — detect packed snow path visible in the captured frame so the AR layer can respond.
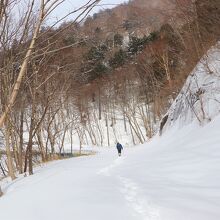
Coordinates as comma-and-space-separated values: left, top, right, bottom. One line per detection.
0, 149, 159, 220
1, 116, 220, 220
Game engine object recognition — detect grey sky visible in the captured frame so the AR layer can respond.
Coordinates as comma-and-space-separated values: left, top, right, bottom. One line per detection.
48, 0, 128, 25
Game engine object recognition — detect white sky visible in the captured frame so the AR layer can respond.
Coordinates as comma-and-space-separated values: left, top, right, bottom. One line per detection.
48, 0, 128, 25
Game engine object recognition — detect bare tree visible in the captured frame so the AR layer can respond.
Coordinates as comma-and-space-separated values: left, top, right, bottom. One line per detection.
0, 0, 101, 196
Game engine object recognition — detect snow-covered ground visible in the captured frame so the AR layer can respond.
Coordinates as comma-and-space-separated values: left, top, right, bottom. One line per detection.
1, 114, 220, 220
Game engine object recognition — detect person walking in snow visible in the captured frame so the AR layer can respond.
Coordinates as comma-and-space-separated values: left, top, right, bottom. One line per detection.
116, 142, 123, 156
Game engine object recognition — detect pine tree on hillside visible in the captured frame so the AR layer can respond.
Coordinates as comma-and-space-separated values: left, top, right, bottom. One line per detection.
109, 49, 127, 68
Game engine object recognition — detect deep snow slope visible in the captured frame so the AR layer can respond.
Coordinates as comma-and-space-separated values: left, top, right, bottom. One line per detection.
1, 115, 220, 220
162, 42, 220, 133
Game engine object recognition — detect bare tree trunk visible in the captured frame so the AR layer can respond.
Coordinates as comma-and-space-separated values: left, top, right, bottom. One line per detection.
48, 128, 55, 155
36, 129, 46, 162
127, 115, 143, 144
93, 112, 103, 145
11, 133, 19, 172
105, 113, 110, 146
86, 116, 97, 145
28, 114, 35, 175
70, 128, 73, 154
0, 186, 2, 197
76, 129, 83, 155
123, 110, 127, 132
5, 121, 16, 180
0, 0, 44, 128
24, 147, 29, 173
60, 126, 68, 155
129, 120, 135, 145
0, 162, 6, 177
98, 85, 102, 120
18, 109, 24, 173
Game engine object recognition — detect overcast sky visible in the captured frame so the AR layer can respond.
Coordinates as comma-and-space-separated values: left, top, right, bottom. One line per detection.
47, 0, 128, 25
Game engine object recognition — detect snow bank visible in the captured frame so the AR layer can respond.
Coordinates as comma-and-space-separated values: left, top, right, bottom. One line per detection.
116, 113, 220, 220
161, 42, 220, 133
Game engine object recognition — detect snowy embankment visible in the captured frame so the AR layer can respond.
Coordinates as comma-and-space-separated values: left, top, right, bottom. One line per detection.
1, 43, 220, 220
162, 42, 220, 132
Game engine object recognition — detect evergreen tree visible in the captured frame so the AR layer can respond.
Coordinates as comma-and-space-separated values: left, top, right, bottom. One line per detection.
114, 33, 123, 46
109, 49, 127, 68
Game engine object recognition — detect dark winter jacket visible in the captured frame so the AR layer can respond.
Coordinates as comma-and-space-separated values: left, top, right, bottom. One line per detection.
116, 143, 123, 150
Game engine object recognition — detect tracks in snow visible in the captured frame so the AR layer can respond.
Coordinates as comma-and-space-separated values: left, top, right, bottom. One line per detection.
119, 176, 160, 220
97, 157, 124, 176
97, 157, 160, 220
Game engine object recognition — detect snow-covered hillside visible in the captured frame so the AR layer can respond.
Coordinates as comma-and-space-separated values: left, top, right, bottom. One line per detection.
0, 43, 220, 220
161, 42, 220, 133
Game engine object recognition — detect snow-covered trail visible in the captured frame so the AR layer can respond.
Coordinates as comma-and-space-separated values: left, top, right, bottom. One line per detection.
0, 148, 158, 220
1, 116, 220, 220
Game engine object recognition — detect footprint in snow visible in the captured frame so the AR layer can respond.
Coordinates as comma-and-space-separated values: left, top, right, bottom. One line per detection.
118, 176, 160, 220
97, 157, 125, 176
